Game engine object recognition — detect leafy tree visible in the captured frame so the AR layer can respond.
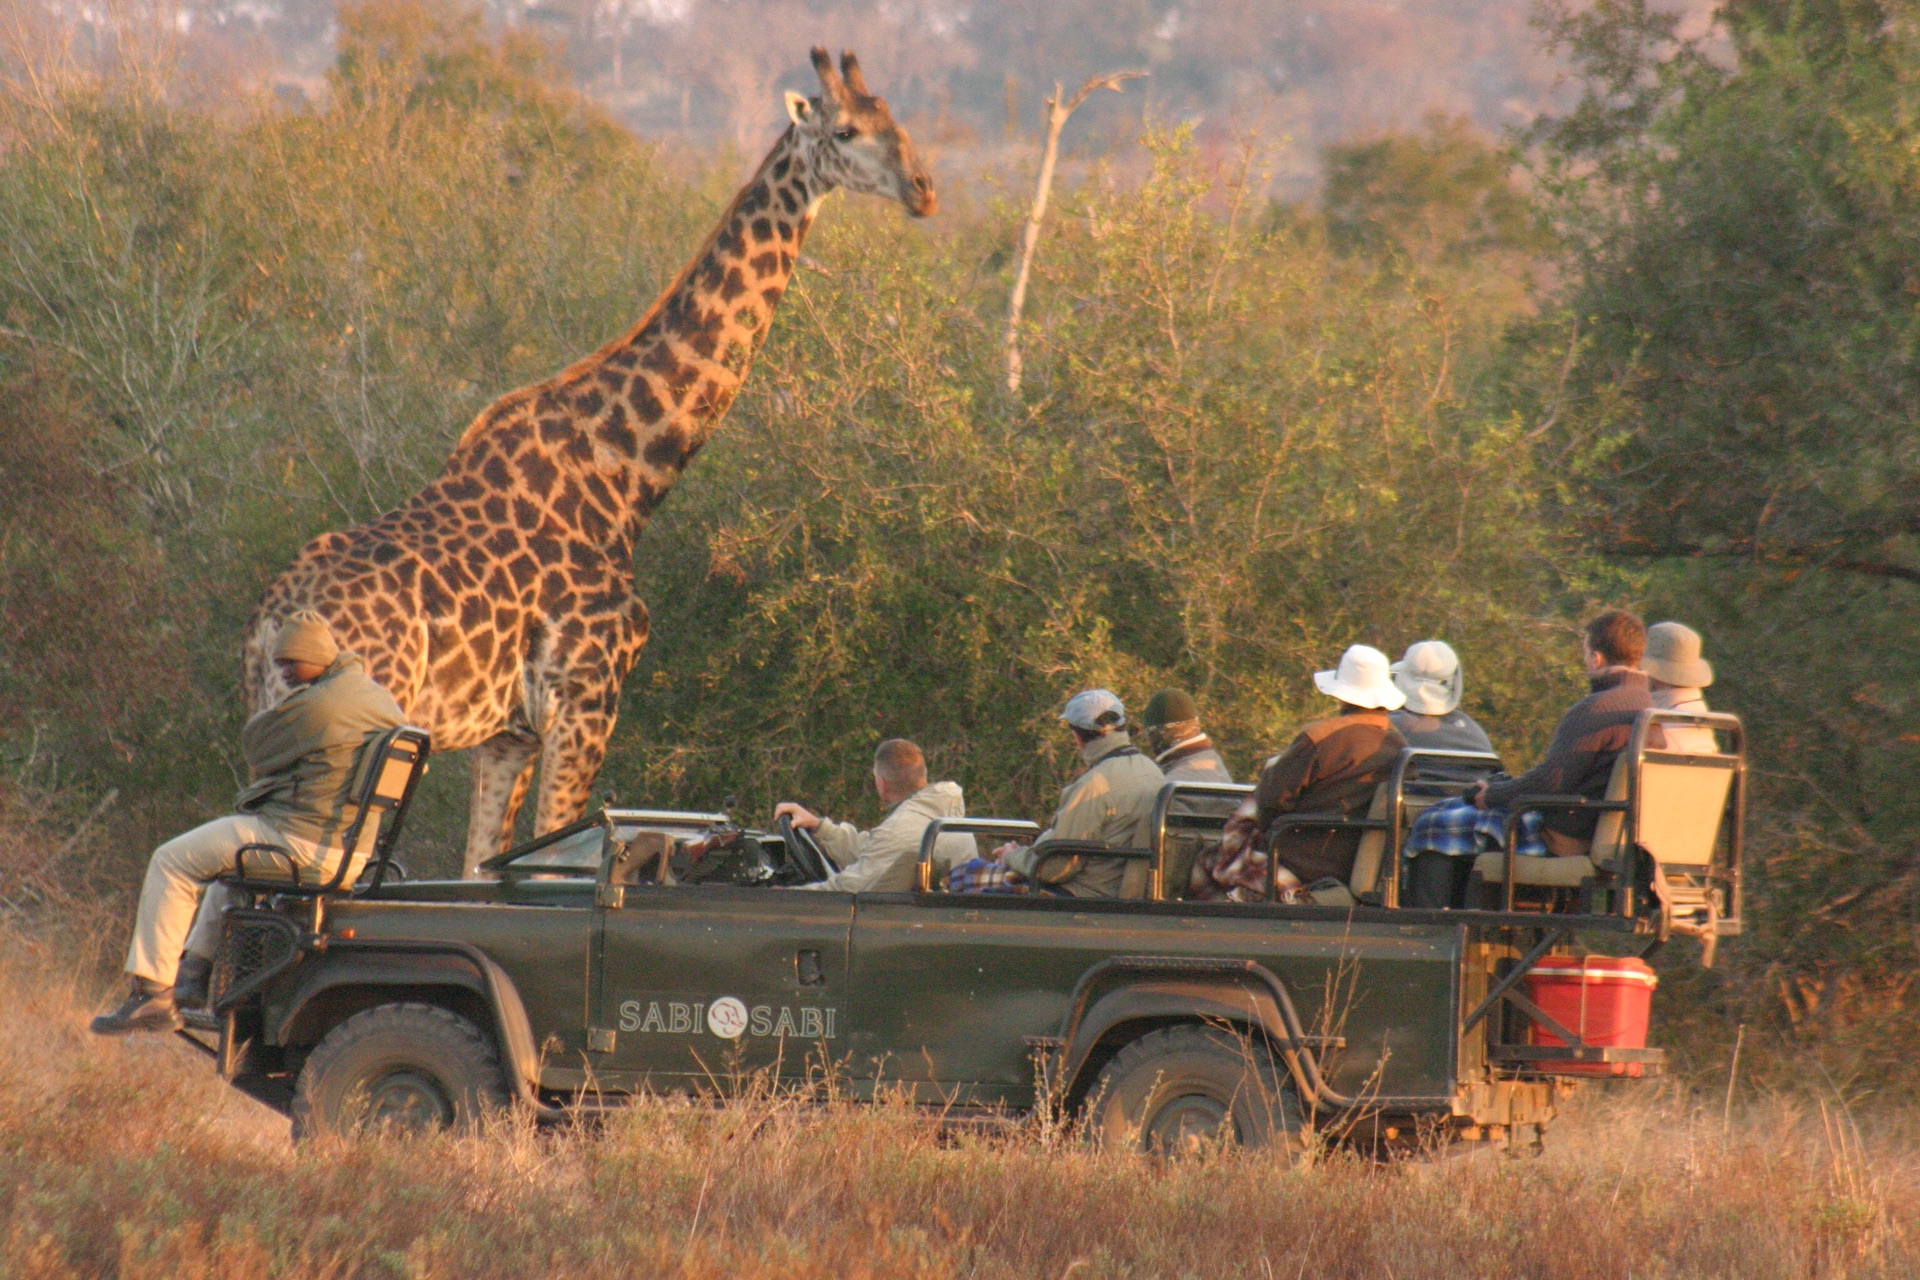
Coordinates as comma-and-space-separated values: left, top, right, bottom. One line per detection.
1532, 0, 1920, 1076
1534, 0, 1920, 588
1322, 114, 1544, 265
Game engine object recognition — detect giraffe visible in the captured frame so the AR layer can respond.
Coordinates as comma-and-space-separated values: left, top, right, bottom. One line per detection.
244, 49, 936, 876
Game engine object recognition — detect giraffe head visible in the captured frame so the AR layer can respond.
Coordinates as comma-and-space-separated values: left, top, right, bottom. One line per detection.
783, 47, 936, 218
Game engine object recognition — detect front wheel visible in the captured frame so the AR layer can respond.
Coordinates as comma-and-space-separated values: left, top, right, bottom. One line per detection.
1086, 1024, 1303, 1156
292, 1003, 510, 1142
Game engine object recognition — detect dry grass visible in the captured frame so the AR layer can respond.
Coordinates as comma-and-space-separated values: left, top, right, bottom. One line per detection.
0, 945, 1913, 1280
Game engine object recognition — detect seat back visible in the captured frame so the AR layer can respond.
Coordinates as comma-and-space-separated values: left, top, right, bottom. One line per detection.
1382, 749, 1502, 906
1148, 782, 1253, 900
339, 725, 432, 892
1347, 783, 1393, 897
1586, 753, 1634, 867
1636, 752, 1735, 869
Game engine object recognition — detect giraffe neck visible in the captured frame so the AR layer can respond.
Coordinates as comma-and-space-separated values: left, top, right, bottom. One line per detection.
442, 125, 832, 556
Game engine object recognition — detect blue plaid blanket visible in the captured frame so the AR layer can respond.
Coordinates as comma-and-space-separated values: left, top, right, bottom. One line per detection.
1403, 799, 1548, 859
948, 856, 1028, 894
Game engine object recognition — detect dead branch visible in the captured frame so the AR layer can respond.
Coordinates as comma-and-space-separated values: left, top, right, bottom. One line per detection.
1004, 69, 1146, 397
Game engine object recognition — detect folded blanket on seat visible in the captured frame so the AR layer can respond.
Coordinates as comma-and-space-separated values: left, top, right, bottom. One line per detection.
947, 855, 1029, 894
1404, 798, 1549, 859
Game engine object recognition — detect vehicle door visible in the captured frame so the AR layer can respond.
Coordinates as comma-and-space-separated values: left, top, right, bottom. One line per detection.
587, 820, 854, 1091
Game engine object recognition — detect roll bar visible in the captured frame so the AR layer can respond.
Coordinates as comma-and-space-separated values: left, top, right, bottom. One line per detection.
916, 818, 1043, 892
1147, 782, 1253, 900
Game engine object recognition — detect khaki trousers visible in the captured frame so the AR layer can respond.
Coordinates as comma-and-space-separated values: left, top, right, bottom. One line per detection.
124, 814, 366, 988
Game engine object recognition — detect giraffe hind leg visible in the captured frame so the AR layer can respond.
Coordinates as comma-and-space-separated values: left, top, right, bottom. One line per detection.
465, 729, 540, 878
532, 707, 617, 838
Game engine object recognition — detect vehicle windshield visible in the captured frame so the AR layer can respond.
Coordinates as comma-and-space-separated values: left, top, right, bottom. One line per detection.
490, 808, 733, 877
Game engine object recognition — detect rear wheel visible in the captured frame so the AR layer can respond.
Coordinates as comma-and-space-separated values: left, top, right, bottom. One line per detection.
1086, 1024, 1303, 1156
292, 1003, 509, 1142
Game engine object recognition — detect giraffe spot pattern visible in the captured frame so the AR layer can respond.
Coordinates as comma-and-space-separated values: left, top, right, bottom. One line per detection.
245, 114, 870, 861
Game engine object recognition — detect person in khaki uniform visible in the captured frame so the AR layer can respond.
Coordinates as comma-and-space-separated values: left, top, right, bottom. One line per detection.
1000, 689, 1165, 898
774, 739, 976, 893
91, 613, 404, 1035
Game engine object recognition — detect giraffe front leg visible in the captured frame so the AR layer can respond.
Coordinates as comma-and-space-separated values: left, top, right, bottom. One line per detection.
464, 728, 540, 878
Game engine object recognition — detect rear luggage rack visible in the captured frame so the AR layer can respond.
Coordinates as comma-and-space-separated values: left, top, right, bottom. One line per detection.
1489, 1045, 1666, 1073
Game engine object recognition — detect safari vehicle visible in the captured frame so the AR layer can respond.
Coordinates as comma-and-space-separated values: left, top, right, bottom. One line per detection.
181, 710, 1746, 1151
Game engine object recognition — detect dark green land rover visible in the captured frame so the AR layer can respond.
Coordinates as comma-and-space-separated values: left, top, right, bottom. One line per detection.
182, 710, 1745, 1153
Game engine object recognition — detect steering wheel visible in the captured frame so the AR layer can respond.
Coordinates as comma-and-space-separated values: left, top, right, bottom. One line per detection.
777, 814, 834, 885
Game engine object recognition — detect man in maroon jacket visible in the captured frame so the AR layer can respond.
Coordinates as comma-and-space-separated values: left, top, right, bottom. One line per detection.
1403, 609, 1657, 907
1473, 610, 1655, 849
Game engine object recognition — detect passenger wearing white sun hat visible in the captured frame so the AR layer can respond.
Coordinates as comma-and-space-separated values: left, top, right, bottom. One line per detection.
1388, 641, 1495, 755
1191, 645, 1407, 902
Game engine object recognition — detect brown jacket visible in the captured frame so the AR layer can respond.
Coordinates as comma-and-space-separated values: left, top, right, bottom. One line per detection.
1253, 708, 1405, 885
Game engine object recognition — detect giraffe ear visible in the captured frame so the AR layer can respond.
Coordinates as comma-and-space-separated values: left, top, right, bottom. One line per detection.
784, 91, 813, 126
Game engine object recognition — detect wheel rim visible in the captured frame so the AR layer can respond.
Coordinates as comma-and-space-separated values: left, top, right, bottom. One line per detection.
1145, 1091, 1235, 1155
356, 1069, 455, 1135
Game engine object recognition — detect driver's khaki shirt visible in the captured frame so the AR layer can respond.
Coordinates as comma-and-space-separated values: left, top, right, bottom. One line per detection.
800, 781, 975, 894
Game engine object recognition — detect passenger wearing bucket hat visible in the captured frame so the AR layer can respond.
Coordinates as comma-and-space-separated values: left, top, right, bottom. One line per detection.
91, 611, 404, 1036
1645, 622, 1718, 754
1142, 688, 1233, 784
1190, 646, 1406, 902
1388, 641, 1494, 756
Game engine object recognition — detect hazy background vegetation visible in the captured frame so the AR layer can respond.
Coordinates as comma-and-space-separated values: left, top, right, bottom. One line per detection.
1, 0, 1917, 1096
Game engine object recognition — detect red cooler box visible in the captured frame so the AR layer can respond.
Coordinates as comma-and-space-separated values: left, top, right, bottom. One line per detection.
1523, 956, 1657, 1077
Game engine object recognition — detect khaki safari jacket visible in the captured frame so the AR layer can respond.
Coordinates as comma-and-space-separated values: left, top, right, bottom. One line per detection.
235, 652, 405, 851
1009, 731, 1165, 898
800, 781, 976, 894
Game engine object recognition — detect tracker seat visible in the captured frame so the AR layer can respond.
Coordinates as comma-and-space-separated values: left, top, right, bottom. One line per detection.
1468, 709, 1743, 956
220, 724, 432, 900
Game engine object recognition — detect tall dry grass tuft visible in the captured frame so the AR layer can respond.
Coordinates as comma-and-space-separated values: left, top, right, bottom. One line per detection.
3, 939, 1915, 1279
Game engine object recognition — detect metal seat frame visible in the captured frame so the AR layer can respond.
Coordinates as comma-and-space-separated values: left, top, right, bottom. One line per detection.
219, 724, 433, 927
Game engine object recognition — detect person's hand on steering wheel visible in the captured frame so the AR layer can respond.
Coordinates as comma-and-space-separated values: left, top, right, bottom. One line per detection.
773, 801, 822, 831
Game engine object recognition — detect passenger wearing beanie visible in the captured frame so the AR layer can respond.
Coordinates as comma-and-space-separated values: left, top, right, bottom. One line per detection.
91, 611, 404, 1036
1142, 688, 1233, 784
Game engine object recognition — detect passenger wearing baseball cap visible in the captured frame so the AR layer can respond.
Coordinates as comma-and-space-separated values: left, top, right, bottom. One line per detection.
1191, 646, 1406, 902
1644, 621, 1718, 755
1142, 688, 1233, 784
995, 688, 1165, 898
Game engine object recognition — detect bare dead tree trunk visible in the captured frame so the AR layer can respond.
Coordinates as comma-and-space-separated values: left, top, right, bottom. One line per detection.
611, 0, 626, 94
1004, 70, 1145, 398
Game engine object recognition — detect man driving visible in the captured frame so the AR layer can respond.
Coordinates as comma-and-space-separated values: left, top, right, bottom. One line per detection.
90, 612, 404, 1035
774, 739, 975, 893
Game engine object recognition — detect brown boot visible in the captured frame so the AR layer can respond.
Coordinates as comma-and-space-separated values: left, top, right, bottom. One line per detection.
89, 981, 183, 1036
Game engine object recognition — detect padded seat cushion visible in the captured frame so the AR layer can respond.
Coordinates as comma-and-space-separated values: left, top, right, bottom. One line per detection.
1472, 850, 1596, 887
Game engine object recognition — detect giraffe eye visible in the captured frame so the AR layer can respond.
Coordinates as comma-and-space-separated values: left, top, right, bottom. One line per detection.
834, 126, 857, 142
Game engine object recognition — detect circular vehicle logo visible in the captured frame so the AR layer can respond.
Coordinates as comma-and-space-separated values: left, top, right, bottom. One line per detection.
707, 996, 749, 1040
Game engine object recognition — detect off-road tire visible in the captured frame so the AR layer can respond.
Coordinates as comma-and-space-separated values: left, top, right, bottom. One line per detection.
1086, 1023, 1303, 1156
291, 1003, 509, 1142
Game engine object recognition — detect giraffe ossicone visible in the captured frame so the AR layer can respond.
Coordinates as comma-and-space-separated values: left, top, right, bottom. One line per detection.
244, 49, 936, 876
